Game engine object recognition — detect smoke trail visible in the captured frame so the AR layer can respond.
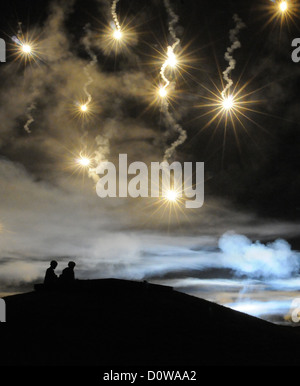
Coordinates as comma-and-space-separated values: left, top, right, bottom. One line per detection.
11, 36, 21, 46
16, 21, 23, 42
111, 0, 121, 32
88, 135, 111, 183
82, 24, 98, 107
160, 59, 170, 95
163, 0, 180, 52
160, 0, 180, 95
222, 14, 246, 98
162, 104, 187, 162
11, 23, 24, 47
161, 0, 187, 161
24, 103, 36, 134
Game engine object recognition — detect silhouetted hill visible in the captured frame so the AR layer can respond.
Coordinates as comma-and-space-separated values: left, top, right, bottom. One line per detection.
2, 278, 300, 366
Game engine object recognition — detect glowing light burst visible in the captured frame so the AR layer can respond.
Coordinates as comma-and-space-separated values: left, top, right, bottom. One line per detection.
139, 179, 192, 229
113, 29, 123, 40
198, 87, 256, 125
70, 99, 97, 121
143, 41, 196, 113
98, 0, 137, 56
195, 78, 265, 164
62, 144, 98, 181
158, 86, 168, 98
21, 44, 32, 54
222, 95, 235, 111
279, 1, 288, 12
77, 155, 91, 167
80, 104, 88, 112
262, 0, 299, 30
159, 46, 178, 99
98, 22, 136, 56
16, 40, 35, 62
165, 189, 179, 203
166, 46, 178, 68
72, 151, 95, 176
11, 33, 41, 65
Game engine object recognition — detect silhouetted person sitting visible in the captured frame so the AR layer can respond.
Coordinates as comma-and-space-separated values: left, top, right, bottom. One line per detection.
44, 260, 58, 287
59, 261, 76, 284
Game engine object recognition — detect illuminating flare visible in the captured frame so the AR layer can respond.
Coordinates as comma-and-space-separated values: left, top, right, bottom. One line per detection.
77, 156, 91, 167
222, 95, 234, 111
166, 47, 177, 68
21, 44, 32, 54
159, 87, 168, 98
165, 190, 178, 202
279, 1, 288, 12
113, 29, 122, 40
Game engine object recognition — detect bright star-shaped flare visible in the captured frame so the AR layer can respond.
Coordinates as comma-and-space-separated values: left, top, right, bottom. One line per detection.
99, 20, 136, 56
279, 1, 288, 12
70, 99, 97, 121
64, 148, 95, 178
77, 156, 91, 167
165, 190, 178, 202
158, 87, 168, 98
21, 44, 32, 54
262, 0, 298, 29
12, 35, 40, 65
166, 47, 177, 68
222, 95, 235, 111
113, 29, 123, 40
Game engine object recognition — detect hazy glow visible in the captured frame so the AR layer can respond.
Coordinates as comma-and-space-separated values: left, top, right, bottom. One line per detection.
279, 1, 288, 12
80, 104, 88, 112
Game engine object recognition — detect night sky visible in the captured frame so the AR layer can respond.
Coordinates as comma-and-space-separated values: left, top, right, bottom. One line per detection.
0, 0, 300, 324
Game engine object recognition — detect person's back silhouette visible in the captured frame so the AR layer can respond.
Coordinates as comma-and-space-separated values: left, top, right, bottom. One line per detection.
60, 261, 76, 284
44, 261, 58, 286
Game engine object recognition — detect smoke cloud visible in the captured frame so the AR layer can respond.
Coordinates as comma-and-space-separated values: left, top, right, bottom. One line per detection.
218, 232, 300, 278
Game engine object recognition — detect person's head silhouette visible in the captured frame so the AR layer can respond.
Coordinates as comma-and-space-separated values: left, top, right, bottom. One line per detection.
50, 260, 58, 269
68, 261, 76, 269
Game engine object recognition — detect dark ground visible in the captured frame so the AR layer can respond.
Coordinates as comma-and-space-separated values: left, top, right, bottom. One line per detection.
2, 278, 300, 367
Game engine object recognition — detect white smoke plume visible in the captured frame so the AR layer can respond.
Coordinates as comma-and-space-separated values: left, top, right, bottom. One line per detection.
161, 102, 187, 161
163, 0, 180, 52
111, 0, 121, 31
218, 232, 300, 278
222, 14, 246, 98
88, 134, 111, 183
24, 103, 36, 134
